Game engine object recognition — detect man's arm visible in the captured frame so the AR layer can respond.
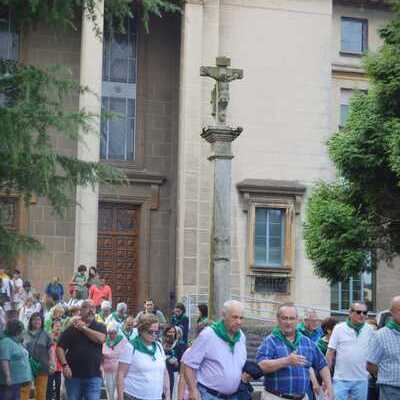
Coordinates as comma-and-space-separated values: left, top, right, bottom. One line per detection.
367, 362, 378, 378
117, 362, 129, 400
56, 346, 72, 379
326, 349, 335, 370
258, 352, 306, 373
182, 363, 200, 400
319, 366, 333, 400
74, 321, 106, 344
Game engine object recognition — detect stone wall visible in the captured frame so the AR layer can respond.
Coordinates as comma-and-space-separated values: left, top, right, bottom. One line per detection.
23, 23, 81, 291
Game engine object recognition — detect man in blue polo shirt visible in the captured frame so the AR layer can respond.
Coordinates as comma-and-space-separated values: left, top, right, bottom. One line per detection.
256, 303, 333, 400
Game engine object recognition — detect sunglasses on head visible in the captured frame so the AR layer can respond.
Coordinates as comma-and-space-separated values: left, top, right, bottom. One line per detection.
352, 310, 368, 315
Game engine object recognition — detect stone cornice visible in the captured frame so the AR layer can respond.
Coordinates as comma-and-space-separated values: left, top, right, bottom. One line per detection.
332, 63, 368, 81
122, 169, 166, 185
201, 125, 243, 143
333, 0, 391, 10
237, 179, 306, 197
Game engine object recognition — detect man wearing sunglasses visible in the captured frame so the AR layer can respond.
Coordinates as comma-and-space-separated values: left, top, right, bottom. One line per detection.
326, 302, 374, 400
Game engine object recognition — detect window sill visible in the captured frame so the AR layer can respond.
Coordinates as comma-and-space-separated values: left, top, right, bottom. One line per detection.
249, 267, 291, 276
339, 51, 365, 58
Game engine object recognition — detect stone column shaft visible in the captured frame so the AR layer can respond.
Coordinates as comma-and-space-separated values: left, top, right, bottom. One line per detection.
74, 1, 104, 269
202, 126, 242, 317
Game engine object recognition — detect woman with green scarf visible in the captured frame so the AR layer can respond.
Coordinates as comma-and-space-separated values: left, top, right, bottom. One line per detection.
102, 321, 128, 400
116, 314, 170, 400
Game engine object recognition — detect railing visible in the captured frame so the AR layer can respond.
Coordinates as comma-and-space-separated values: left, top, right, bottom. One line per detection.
182, 293, 354, 331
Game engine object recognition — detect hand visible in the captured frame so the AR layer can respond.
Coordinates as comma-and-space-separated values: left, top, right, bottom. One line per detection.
241, 372, 252, 383
312, 382, 321, 396
323, 385, 334, 400
286, 352, 307, 367
5, 376, 11, 386
63, 365, 72, 379
49, 363, 56, 374
72, 318, 87, 331
188, 388, 200, 400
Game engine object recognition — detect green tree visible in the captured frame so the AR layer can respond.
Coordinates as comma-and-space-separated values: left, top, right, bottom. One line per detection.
304, 0, 400, 282
0, 0, 180, 264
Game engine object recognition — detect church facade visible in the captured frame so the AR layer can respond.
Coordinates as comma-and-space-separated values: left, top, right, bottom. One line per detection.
1, 0, 397, 314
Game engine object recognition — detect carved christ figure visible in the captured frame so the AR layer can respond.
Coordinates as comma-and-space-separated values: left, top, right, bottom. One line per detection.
200, 57, 243, 124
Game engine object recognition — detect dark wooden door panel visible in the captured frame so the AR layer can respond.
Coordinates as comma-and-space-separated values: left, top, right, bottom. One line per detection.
97, 203, 139, 312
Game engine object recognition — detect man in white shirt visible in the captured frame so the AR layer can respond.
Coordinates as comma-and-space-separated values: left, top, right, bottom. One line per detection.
326, 302, 373, 400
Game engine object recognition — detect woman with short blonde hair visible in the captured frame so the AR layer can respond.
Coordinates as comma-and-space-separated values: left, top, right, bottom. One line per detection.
117, 314, 170, 400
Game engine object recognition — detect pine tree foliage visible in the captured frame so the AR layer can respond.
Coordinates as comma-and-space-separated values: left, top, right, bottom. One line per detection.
0, 0, 181, 264
304, 0, 400, 282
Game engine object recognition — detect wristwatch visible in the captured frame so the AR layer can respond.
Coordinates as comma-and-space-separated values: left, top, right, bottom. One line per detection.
62, 363, 68, 368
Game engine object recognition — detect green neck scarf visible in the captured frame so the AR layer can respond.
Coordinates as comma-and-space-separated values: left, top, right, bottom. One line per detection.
346, 319, 365, 336
131, 336, 158, 360
317, 337, 328, 355
106, 333, 124, 349
386, 319, 400, 333
112, 312, 125, 324
211, 320, 240, 352
298, 322, 314, 338
272, 326, 302, 351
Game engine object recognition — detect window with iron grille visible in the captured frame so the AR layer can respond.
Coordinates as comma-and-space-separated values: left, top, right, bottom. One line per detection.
254, 276, 289, 294
101, 18, 137, 161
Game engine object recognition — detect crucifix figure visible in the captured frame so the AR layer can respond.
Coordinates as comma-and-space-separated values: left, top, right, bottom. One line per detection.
200, 56, 243, 125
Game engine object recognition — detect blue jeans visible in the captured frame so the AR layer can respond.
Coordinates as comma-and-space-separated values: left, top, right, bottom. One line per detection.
379, 384, 400, 400
333, 379, 368, 400
198, 384, 239, 400
65, 376, 102, 400
0, 384, 21, 400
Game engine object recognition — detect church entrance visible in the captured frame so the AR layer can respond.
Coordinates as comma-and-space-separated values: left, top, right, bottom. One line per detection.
97, 202, 139, 312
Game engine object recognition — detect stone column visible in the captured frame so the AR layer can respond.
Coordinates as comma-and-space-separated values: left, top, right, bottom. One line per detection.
74, 1, 104, 269
201, 126, 242, 317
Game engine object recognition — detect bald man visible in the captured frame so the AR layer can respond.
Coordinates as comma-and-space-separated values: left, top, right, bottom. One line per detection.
367, 296, 400, 400
182, 300, 247, 400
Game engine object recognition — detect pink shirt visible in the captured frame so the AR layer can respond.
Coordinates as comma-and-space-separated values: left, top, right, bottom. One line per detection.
102, 338, 128, 373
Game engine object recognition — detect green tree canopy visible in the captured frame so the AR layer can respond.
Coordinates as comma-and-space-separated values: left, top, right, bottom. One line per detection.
304, 0, 400, 282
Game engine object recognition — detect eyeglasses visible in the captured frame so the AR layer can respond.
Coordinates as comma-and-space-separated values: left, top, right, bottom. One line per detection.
352, 310, 368, 315
146, 329, 159, 336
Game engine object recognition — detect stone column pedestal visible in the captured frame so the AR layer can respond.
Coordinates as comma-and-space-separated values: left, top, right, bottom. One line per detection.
201, 125, 242, 318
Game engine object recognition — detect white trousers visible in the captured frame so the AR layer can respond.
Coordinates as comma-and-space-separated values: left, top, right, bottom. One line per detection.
104, 372, 117, 400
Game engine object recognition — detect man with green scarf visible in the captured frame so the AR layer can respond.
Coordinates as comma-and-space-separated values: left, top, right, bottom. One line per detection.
326, 302, 373, 400
367, 295, 400, 400
182, 300, 248, 400
256, 303, 333, 400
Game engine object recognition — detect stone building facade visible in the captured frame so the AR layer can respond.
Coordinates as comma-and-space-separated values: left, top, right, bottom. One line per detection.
0, 0, 398, 314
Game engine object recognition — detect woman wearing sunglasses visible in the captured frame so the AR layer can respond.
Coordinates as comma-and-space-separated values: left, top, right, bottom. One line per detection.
116, 314, 170, 400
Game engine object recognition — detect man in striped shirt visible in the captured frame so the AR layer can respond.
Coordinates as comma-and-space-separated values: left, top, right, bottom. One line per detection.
367, 295, 400, 400
256, 303, 333, 400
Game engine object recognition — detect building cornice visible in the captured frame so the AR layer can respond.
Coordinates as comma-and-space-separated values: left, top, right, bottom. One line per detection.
333, 0, 391, 10
237, 179, 306, 197
332, 63, 368, 81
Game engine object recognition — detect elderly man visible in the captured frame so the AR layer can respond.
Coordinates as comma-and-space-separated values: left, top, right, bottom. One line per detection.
367, 296, 400, 400
57, 300, 106, 400
182, 300, 247, 400
297, 310, 323, 344
327, 302, 373, 400
256, 303, 333, 400
297, 309, 324, 400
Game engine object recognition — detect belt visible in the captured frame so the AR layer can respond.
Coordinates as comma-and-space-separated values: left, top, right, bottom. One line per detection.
264, 387, 305, 400
198, 383, 237, 399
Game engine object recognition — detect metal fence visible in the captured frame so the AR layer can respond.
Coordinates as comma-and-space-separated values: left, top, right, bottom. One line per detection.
182, 293, 354, 331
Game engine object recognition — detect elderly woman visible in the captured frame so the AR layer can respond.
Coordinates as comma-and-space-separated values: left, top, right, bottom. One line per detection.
121, 316, 138, 342
117, 314, 170, 400
106, 303, 127, 329
96, 300, 112, 324
103, 321, 128, 400
0, 320, 32, 400
20, 313, 55, 400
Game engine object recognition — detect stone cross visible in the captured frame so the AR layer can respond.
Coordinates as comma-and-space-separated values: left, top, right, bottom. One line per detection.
200, 56, 243, 125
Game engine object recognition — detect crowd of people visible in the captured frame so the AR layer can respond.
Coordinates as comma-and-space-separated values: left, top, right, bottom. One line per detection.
0, 264, 398, 400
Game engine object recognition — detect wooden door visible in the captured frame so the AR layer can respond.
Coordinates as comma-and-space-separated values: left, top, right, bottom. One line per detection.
97, 202, 139, 312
